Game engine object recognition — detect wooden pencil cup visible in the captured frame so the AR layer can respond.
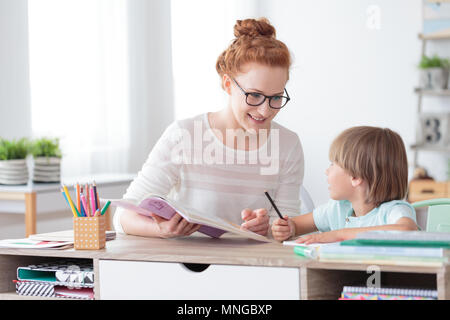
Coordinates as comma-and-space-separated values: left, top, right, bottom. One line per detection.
73, 215, 106, 250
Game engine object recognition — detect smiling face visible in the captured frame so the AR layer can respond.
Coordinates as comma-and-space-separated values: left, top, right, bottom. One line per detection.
223, 62, 289, 133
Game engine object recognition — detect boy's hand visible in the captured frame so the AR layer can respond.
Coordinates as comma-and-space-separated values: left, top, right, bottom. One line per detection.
271, 216, 295, 242
295, 230, 342, 245
240, 208, 270, 236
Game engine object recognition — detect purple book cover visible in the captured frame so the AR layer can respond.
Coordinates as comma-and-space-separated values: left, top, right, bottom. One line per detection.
114, 198, 226, 238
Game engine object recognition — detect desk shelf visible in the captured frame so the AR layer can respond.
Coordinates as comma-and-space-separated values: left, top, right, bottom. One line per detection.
0, 234, 448, 300
0, 291, 62, 300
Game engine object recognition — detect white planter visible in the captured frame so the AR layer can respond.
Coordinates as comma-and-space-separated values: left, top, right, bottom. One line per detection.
0, 159, 29, 185
32, 157, 61, 183
419, 67, 448, 89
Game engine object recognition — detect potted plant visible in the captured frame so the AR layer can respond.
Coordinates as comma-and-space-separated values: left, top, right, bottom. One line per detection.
418, 54, 450, 90
30, 137, 62, 183
0, 138, 30, 185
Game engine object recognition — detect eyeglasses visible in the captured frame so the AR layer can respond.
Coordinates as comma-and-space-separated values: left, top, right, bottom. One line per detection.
231, 78, 290, 109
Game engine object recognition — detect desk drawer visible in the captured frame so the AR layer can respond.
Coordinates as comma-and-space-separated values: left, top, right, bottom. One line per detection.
99, 260, 300, 299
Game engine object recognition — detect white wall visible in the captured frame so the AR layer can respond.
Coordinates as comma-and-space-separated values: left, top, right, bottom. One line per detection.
258, 0, 437, 206
127, 0, 175, 173
0, 0, 31, 140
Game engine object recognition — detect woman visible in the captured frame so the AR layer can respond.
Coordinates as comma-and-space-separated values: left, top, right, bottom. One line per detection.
114, 18, 304, 238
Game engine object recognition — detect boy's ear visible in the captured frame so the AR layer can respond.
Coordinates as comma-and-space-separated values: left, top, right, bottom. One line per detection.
351, 176, 364, 188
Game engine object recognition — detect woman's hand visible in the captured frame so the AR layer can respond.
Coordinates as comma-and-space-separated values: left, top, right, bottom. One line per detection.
271, 216, 295, 242
240, 208, 270, 236
295, 230, 343, 245
150, 213, 201, 239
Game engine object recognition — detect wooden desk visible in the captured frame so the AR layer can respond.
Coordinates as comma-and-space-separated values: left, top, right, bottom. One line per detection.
0, 234, 448, 300
0, 173, 135, 237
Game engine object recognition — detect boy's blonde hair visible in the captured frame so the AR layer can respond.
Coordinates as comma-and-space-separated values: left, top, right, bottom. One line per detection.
329, 126, 408, 206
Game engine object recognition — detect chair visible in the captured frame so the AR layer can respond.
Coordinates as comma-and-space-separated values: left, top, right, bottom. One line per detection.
411, 198, 450, 232
300, 186, 315, 214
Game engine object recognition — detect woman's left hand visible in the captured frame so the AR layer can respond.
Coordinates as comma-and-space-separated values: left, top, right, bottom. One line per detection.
240, 208, 270, 236
295, 230, 343, 245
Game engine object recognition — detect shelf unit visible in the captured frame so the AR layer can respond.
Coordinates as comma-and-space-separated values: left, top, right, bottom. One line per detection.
0, 234, 449, 300
412, 32, 450, 168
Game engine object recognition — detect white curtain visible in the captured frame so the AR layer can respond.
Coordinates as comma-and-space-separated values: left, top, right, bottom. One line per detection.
27, 0, 130, 176
171, 0, 261, 120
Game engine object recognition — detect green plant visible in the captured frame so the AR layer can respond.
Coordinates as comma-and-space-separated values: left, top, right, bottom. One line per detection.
31, 138, 62, 158
0, 138, 30, 160
419, 54, 450, 69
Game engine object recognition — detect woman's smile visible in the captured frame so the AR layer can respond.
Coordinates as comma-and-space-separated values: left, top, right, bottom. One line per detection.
247, 113, 267, 124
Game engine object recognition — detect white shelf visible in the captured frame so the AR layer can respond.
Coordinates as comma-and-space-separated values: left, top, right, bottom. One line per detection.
415, 88, 450, 96
419, 33, 450, 41
410, 144, 450, 153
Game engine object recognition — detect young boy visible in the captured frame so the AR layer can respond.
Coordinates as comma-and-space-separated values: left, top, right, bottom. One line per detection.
271, 126, 418, 244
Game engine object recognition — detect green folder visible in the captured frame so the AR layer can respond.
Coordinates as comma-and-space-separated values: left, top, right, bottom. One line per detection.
17, 269, 56, 282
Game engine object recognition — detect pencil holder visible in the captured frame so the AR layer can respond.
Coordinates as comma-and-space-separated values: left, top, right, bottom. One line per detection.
73, 215, 106, 250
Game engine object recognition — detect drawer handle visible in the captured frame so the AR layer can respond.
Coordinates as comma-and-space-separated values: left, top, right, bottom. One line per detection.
421, 189, 435, 194
182, 263, 210, 272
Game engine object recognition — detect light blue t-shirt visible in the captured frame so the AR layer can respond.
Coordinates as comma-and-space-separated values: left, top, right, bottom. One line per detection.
313, 199, 417, 232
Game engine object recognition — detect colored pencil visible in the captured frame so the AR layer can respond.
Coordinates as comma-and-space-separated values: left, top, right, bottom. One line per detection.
81, 194, 89, 217
93, 181, 99, 211
101, 200, 111, 216
62, 184, 79, 217
90, 186, 96, 214
86, 183, 91, 217
76, 183, 81, 214
61, 188, 77, 217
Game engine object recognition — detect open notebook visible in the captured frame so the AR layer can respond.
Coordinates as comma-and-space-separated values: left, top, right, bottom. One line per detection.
109, 195, 274, 243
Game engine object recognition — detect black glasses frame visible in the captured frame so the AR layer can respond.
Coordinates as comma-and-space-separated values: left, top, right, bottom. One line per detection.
231, 77, 290, 109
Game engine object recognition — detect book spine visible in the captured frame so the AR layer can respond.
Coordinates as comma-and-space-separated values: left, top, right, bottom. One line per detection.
320, 253, 447, 264
319, 257, 444, 267
342, 286, 438, 298
341, 292, 436, 300
321, 245, 444, 258
15, 281, 55, 297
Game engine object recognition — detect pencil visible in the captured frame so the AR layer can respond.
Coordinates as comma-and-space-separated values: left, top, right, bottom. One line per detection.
101, 200, 111, 216
86, 183, 91, 217
93, 181, 99, 211
81, 194, 89, 217
62, 184, 80, 217
61, 188, 77, 217
76, 183, 81, 214
264, 191, 286, 220
90, 185, 96, 214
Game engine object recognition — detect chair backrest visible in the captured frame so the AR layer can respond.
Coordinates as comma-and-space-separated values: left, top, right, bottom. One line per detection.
300, 186, 315, 214
411, 198, 450, 232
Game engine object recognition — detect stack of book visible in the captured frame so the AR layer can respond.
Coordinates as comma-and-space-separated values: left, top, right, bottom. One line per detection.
340, 286, 437, 300
14, 259, 95, 299
319, 231, 450, 267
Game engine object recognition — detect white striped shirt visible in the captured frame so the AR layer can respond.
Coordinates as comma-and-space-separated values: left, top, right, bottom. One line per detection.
113, 113, 304, 233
